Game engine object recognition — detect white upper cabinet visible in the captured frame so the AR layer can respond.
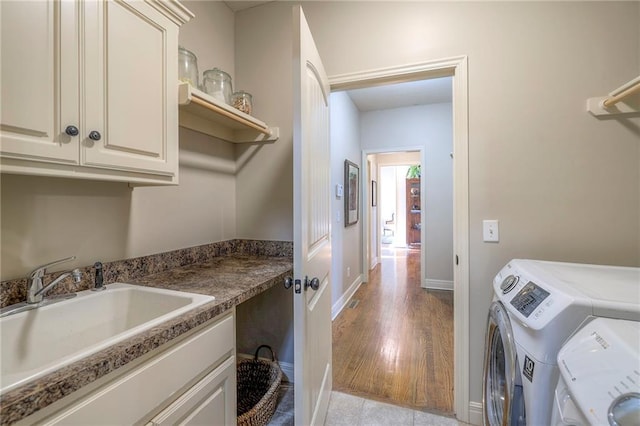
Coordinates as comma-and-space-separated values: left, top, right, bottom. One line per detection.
0, 0, 192, 185
0, 1, 79, 164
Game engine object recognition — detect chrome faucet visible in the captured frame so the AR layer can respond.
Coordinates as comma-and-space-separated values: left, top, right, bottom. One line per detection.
27, 256, 83, 304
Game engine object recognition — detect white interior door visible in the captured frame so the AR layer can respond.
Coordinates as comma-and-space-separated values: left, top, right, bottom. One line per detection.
293, 6, 332, 426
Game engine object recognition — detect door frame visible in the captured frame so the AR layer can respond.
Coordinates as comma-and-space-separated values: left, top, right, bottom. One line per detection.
364, 148, 424, 281
328, 55, 470, 422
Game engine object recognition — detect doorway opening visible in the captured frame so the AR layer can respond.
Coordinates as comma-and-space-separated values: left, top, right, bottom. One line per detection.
379, 163, 416, 249
333, 146, 455, 414
331, 82, 455, 413
328, 56, 469, 421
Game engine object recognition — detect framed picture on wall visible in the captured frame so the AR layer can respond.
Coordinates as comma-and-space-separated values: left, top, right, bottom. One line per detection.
344, 160, 359, 226
371, 180, 377, 207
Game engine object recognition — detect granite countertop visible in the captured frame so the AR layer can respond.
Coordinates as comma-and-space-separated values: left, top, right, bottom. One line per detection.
0, 254, 292, 425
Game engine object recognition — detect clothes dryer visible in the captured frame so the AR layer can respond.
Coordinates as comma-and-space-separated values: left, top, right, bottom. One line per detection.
483, 259, 640, 426
551, 317, 640, 426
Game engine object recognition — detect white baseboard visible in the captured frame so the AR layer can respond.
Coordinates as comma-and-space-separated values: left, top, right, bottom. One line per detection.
422, 278, 454, 291
237, 352, 295, 383
331, 274, 364, 320
369, 256, 378, 270
467, 401, 483, 425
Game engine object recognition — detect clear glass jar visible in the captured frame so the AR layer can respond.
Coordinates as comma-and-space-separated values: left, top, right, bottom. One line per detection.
178, 47, 199, 88
202, 68, 233, 104
232, 91, 253, 115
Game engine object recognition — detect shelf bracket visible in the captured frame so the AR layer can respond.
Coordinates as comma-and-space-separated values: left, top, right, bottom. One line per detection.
587, 76, 640, 117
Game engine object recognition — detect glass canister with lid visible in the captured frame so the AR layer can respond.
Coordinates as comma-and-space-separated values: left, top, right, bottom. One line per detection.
202, 68, 233, 104
232, 91, 253, 115
178, 47, 199, 88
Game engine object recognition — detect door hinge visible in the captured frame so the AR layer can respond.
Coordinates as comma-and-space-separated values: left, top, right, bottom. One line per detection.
455, 255, 459, 265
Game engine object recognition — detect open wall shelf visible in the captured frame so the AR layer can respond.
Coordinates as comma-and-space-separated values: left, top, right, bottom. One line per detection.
178, 82, 279, 143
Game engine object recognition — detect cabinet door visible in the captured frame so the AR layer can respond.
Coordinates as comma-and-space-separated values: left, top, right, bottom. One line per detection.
0, 0, 79, 164
406, 179, 421, 245
147, 357, 237, 426
83, 0, 178, 177
38, 314, 235, 425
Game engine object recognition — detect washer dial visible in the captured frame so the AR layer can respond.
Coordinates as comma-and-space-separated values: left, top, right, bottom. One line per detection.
500, 275, 519, 294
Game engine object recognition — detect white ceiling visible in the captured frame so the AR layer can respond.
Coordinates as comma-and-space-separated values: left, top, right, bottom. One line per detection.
224, 1, 271, 12
344, 77, 453, 112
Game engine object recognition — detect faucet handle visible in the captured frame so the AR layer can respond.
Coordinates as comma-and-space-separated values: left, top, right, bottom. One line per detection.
29, 256, 76, 279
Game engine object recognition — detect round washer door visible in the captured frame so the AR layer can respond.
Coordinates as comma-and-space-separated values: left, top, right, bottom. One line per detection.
483, 301, 518, 426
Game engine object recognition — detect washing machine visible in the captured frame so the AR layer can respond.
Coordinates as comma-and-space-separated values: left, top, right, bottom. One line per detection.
551, 317, 640, 426
482, 259, 640, 426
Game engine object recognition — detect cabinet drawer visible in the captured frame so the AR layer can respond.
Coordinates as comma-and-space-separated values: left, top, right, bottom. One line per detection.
147, 356, 236, 426
41, 314, 234, 425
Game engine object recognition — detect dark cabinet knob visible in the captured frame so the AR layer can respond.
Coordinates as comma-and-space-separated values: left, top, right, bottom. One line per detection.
88, 131, 101, 141
65, 125, 79, 136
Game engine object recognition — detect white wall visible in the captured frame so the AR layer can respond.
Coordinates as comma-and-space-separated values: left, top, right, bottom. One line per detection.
237, 0, 640, 411
0, 1, 238, 281
363, 103, 454, 282
330, 92, 363, 309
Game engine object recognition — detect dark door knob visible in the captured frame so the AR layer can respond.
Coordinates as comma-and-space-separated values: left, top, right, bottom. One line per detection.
88, 131, 101, 141
306, 277, 320, 291
284, 277, 293, 289
65, 125, 79, 136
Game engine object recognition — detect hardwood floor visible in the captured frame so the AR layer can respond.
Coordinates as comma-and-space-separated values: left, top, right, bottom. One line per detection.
332, 247, 454, 415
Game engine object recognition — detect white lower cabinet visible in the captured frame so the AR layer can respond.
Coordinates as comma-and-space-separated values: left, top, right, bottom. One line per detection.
20, 311, 236, 426
147, 357, 236, 426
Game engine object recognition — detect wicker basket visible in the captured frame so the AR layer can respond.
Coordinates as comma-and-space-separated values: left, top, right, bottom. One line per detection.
237, 345, 283, 426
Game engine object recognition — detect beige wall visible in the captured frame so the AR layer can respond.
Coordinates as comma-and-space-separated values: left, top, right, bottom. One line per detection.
179, 1, 235, 81
236, 0, 640, 409
234, 4, 295, 241
0, 1, 238, 280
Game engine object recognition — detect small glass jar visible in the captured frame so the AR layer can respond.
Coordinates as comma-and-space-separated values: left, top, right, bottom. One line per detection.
232, 91, 253, 115
178, 47, 199, 88
202, 68, 233, 104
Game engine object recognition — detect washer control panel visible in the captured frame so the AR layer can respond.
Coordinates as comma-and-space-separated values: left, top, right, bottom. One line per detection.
510, 281, 550, 318
493, 259, 581, 330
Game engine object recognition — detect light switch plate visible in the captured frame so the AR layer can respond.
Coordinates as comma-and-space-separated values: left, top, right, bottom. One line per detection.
336, 184, 343, 198
483, 220, 499, 242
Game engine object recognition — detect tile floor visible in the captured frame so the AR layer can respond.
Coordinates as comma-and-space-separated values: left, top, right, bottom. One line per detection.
267, 383, 294, 425
267, 384, 468, 426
